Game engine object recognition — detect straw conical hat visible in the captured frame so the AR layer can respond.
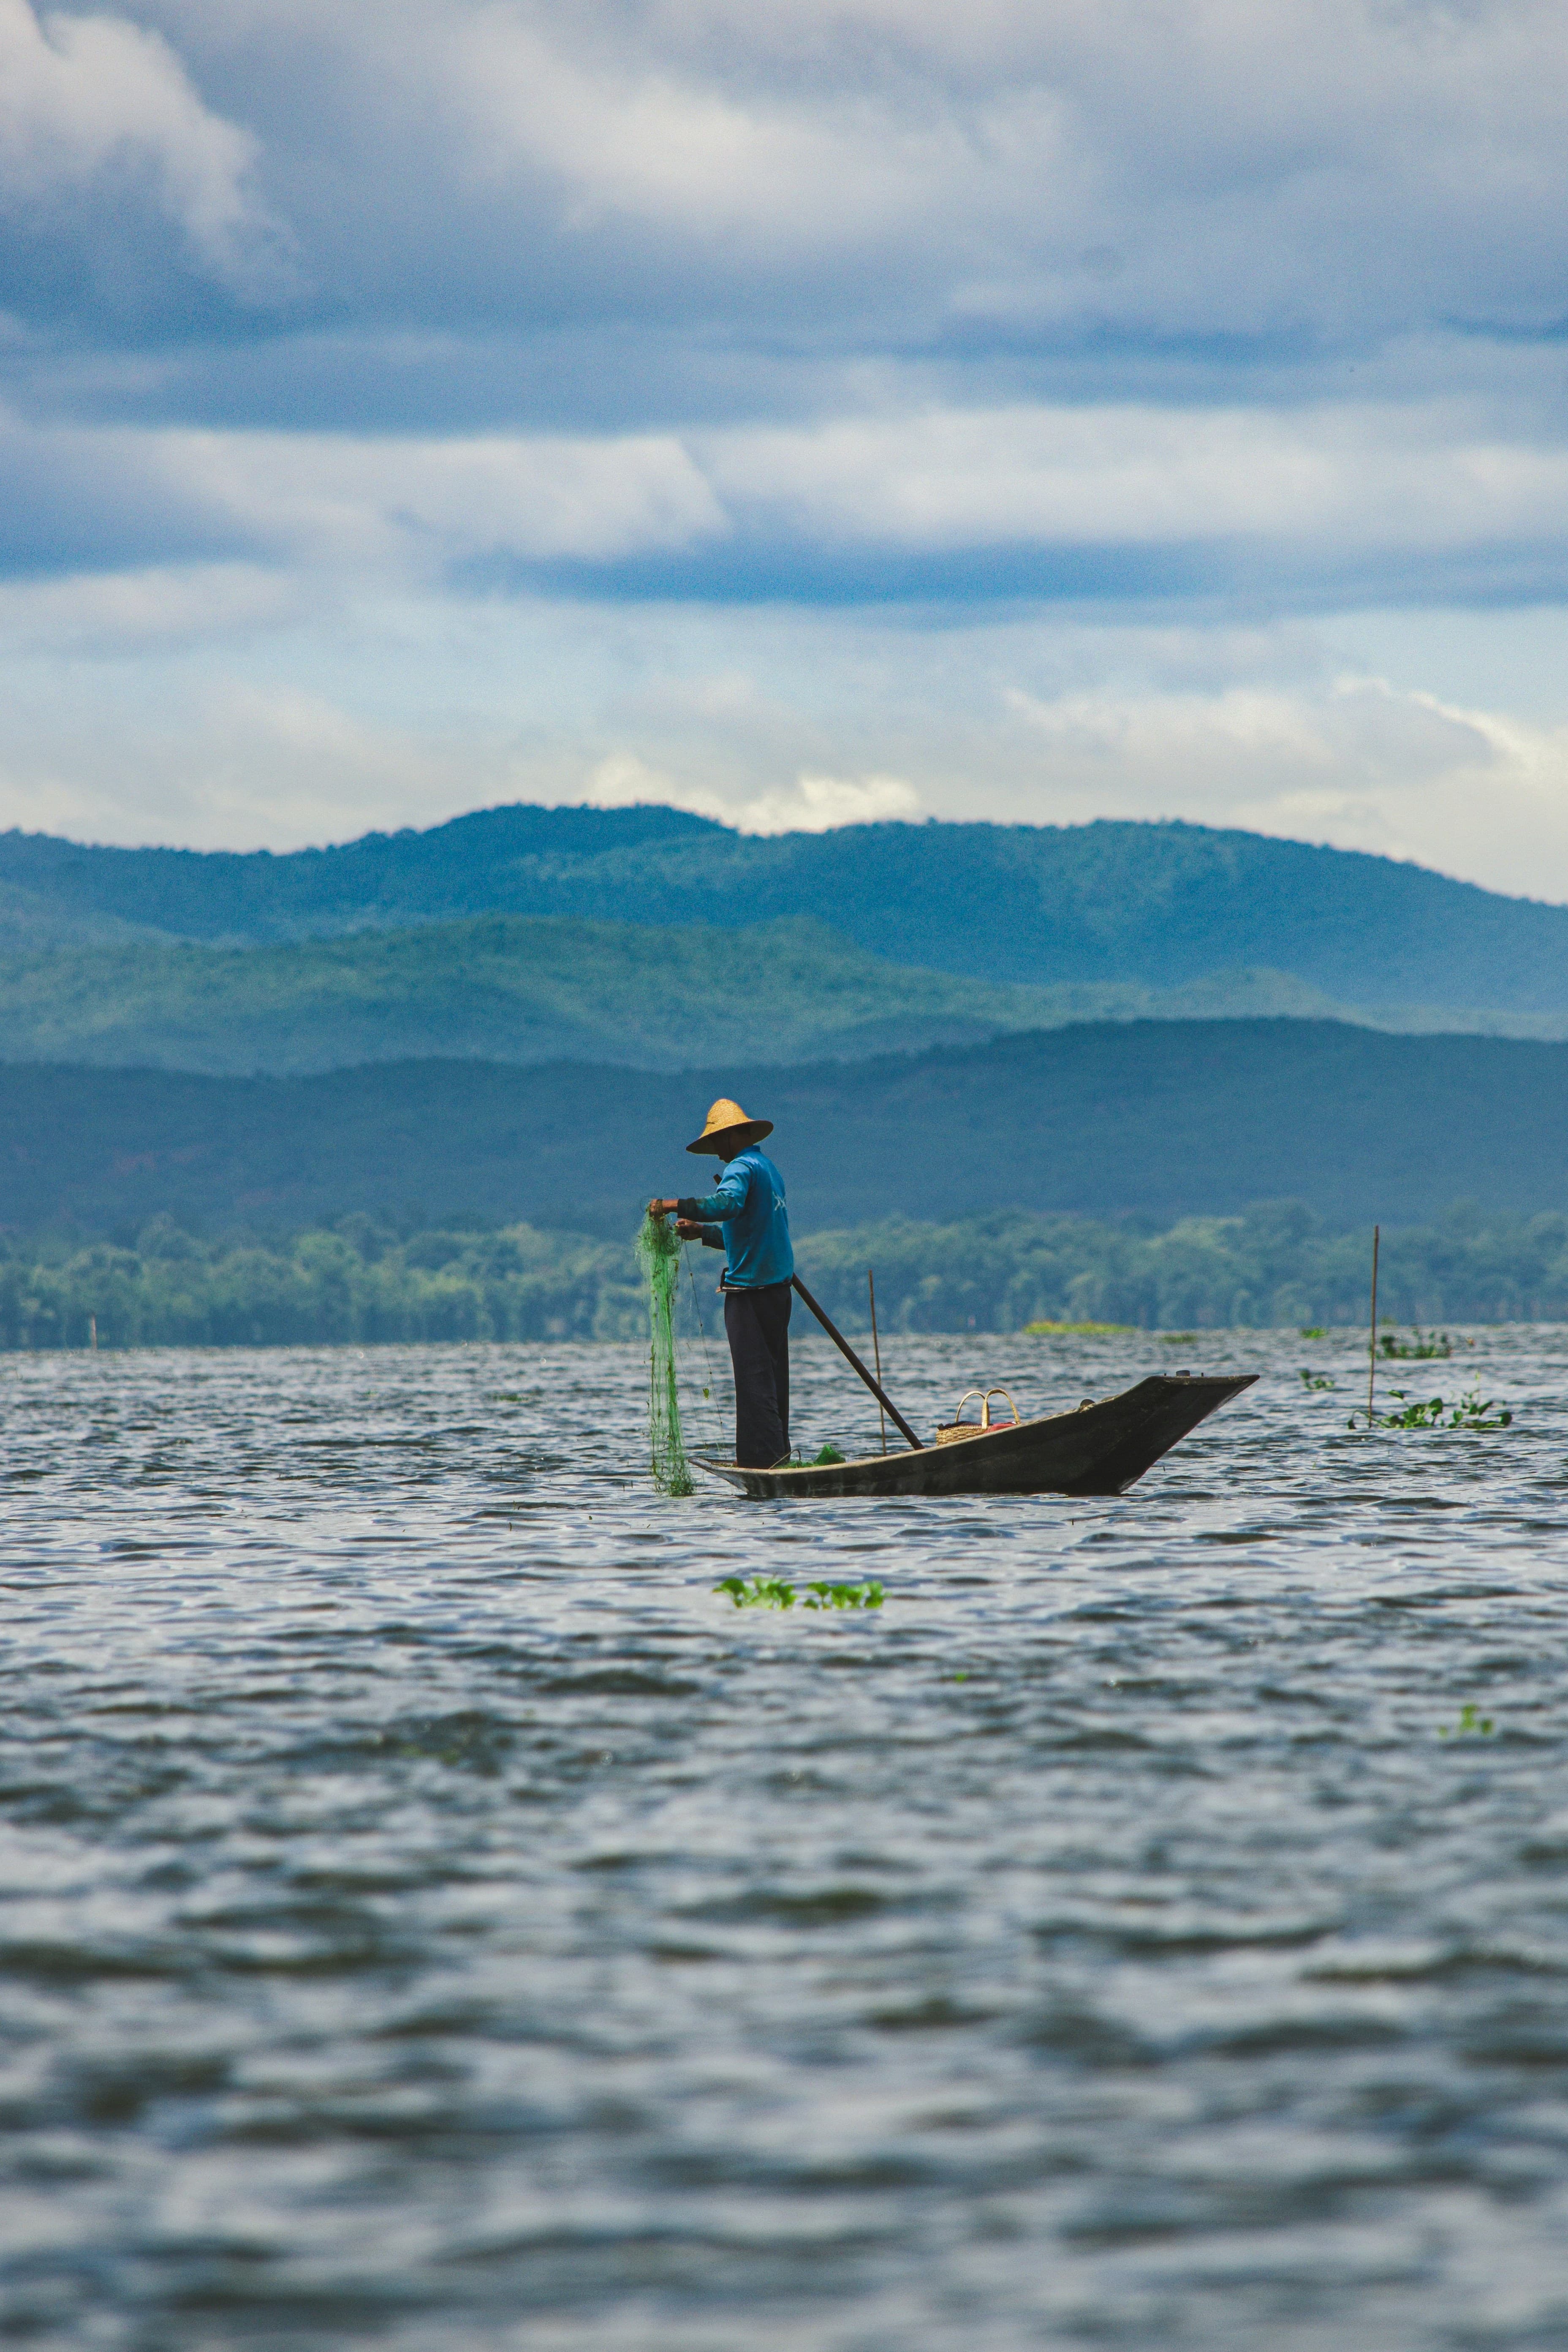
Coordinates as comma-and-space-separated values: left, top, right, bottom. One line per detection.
686, 1097, 773, 1154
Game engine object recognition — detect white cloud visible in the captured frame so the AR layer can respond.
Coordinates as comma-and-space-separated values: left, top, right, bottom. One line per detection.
198, 426, 729, 568
1002, 676, 1493, 798
2, 0, 1568, 904
1002, 671, 1568, 899
133, 0, 1568, 346
0, 402, 730, 580
733, 771, 921, 833
582, 751, 920, 835
3, 580, 1566, 904
701, 401, 1568, 556
0, 674, 505, 850
0, 0, 282, 285
10, 393, 1568, 596
448, 11, 939, 246
0, 561, 301, 653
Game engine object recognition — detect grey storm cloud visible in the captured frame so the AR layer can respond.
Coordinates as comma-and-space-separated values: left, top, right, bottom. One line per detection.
12, 1, 1568, 386
2, 0, 1568, 608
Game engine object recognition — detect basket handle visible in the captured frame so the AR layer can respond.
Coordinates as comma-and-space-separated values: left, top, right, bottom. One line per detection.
949, 1389, 986, 1426
981, 1388, 1019, 1427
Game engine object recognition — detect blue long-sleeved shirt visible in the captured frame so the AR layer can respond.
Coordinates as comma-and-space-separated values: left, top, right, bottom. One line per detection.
677, 1148, 794, 1290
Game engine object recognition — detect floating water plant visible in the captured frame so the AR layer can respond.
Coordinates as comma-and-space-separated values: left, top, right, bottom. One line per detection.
1380, 1327, 1453, 1360
1299, 1325, 1327, 1339
715, 1576, 885, 1609
1299, 1368, 1337, 1392
812, 1442, 847, 1465
1349, 1386, 1511, 1432
1161, 1331, 1198, 1344
1450, 1387, 1513, 1429
1023, 1319, 1135, 1336
1439, 1702, 1495, 1738
716, 1575, 797, 1607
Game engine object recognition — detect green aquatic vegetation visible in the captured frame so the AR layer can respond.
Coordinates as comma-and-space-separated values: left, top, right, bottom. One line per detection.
715, 1576, 885, 1610
812, 1442, 847, 1465
1351, 1386, 1512, 1432
1299, 1325, 1327, 1339
1440, 1702, 1495, 1738
716, 1575, 798, 1608
1448, 1387, 1513, 1429
1161, 1331, 1198, 1344
1299, 1369, 1337, 1391
1024, 1319, 1135, 1336
1380, 1327, 1453, 1359
1376, 1393, 1448, 1429
634, 1211, 692, 1496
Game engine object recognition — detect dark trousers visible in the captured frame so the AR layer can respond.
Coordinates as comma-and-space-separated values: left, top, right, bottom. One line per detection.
724, 1282, 791, 1468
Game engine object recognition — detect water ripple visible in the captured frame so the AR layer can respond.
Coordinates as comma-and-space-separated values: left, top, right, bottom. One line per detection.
1, 1329, 1566, 2348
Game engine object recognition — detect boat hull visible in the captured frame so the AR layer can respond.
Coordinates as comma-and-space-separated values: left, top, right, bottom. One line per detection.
692, 1372, 1257, 1499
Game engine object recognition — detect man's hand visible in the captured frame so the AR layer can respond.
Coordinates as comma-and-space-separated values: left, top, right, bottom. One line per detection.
648, 1198, 704, 1241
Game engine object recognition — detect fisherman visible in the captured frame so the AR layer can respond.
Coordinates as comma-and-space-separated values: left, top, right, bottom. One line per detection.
648, 1097, 794, 1469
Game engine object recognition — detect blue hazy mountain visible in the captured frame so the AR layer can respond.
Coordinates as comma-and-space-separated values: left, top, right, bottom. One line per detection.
2, 804, 1566, 1014
1, 913, 1534, 1078
4, 1019, 1567, 1237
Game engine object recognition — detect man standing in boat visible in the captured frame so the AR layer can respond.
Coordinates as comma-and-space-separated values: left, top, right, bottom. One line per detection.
648, 1098, 794, 1469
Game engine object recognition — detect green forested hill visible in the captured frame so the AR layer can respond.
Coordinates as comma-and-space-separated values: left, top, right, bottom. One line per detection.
0, 876, 153, 954
0, 803, 717, 949
0, 914, 1426, 1075
2, 803, 1566, 1013
3, 1018, 1566, 1237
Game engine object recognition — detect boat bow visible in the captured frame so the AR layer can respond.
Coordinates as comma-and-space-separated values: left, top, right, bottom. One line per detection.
692, 1371, 1257, 1499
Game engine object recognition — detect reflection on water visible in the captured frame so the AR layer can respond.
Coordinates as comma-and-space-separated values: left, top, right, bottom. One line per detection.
2, 1328, 1568, 2349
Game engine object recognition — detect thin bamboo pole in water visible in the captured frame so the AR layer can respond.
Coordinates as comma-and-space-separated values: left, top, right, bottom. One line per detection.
1367, 1224, 1380, 1424
868, 1269, 887, 1455
790, 1274, 924, 1449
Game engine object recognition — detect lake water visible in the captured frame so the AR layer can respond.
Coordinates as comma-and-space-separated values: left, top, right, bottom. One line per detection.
3, 1325, 1567, 2350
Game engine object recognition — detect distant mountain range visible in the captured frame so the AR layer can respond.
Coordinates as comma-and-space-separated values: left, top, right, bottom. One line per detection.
2, 802, 1566, 1018
5, 913, 1562, 1078
5, 1021, 1567, 1237
3, 805, 1563, 1249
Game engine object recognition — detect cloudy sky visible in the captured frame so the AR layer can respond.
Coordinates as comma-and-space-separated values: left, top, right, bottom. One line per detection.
2, 0, 1568, 893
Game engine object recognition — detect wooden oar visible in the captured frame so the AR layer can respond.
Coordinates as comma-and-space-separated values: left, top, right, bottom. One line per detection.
790, 1274, 924, 1450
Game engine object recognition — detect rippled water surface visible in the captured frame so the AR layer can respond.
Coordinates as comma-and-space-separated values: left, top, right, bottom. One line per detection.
4, 1326, 1568, 2350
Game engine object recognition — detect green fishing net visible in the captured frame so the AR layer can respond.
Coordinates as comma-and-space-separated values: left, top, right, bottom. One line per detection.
635, 1212, 694, 1495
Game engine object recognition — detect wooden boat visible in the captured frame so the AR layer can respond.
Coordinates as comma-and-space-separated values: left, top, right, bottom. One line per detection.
693, 1371, 1258, 1500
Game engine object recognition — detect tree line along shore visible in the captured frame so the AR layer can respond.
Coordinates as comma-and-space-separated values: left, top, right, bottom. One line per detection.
1, 1205, 1565, 1352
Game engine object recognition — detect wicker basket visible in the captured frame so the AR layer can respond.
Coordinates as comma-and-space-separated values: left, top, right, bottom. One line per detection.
935, 1387, 1020, 1445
